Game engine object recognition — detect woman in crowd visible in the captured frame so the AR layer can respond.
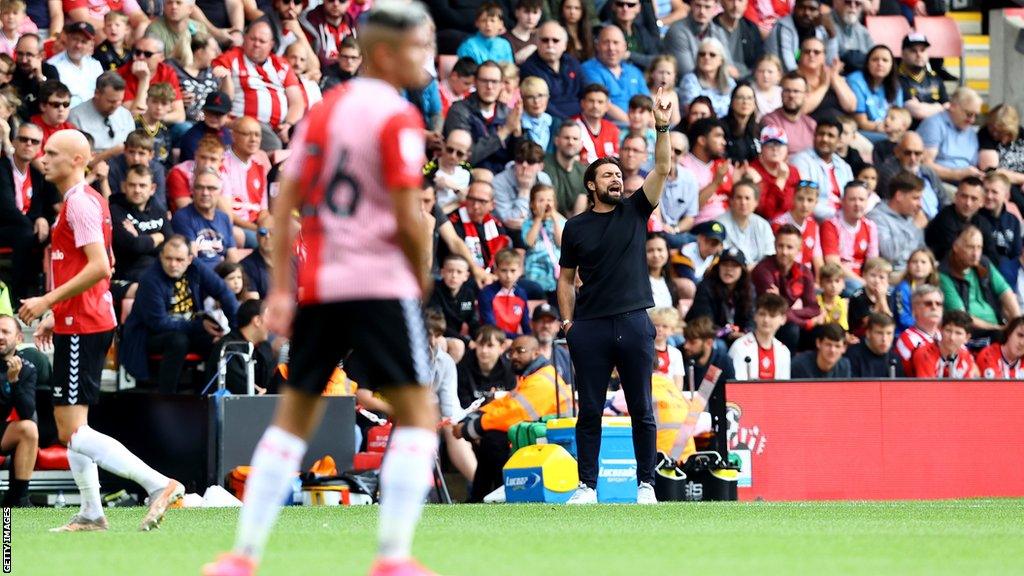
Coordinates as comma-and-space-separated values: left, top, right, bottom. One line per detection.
677, 95, 714, 135
559, 0, 595, 62
679, 38, 736, 118
979, 103, 1024, 188
723, 82, 760, 162
751, 125, 800, 221
797, 36, 856, 122
170, 34, 221, 125
686, 248, 756, 349
647, 233, 681, 312
646, 55, 682, 128
847, 45, 903, 144
752, 54, 783, 118
717, 179, 776, 265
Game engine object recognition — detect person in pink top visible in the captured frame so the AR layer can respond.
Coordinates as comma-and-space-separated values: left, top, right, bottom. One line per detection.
762, 72, 816, 155
220, 116, 270, 248
820, 180, 878, 295
204, 4, 442, 576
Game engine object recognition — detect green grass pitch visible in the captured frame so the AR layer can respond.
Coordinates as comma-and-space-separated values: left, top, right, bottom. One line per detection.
9, 500, 1024, 575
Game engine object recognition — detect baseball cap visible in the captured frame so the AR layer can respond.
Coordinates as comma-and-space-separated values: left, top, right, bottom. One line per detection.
717, 247, 747, 267
64, 21, 96, 39
203, 91, 232, 115
532, 303, 560, 321
902, 32, 930, 50
759, 125, 788, 146
692, 220, 727, 243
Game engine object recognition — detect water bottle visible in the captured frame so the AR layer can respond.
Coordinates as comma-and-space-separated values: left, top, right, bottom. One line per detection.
55, 490, 67, 508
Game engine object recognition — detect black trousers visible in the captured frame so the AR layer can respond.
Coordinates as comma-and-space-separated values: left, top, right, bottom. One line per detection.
469, 430, 510, 503
146, 330, 213, 394
567, 310, 657, 488
0, 223, 42, 304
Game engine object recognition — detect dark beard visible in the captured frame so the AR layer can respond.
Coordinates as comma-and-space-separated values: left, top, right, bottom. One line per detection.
596, 188, 623, 205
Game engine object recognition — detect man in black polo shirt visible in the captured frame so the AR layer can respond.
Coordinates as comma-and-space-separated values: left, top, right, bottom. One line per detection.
897, 33, 948, 127
558, 88, 674, 505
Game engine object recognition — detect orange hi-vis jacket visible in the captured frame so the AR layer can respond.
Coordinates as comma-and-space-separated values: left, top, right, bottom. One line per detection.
277, 364, 359, 396
462, 359, 572, 441
651, 373, 696, 463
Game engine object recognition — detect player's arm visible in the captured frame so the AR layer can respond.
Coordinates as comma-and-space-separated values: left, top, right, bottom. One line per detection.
393, 186, 432, 296
18, 242, 111, 323
642, 87, 673, 209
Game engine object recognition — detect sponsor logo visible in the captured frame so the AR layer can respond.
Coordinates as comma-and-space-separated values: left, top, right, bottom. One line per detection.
51, 249, 65, 261
506, 472, 541, 490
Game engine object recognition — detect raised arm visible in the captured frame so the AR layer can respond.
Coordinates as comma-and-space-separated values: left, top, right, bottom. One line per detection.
642, 87, 674, 208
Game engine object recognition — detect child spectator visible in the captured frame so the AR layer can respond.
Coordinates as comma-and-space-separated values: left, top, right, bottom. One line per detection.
872, 106, 912, 166
427, 254, 481, 346
647, 233, 680, 311
857, 164, 880, 211
574, 83, 620, 163
519, 76, 554, 151
439, 57, 477, 118
134, 82, 174, 168
895, 248, 938, 333
791, 323, 852, 379
729, 293, 791, 380
649, 307, 685, 389
285, 42, 322, 111
427, 310, 478, 483
456, 324, 516, 408
771, 181, 823, 273
622, 94, 655, 171
848, 257, 897, 338
908, 310, 979, 378
498, 61, 520, 108
559, 0, 594, 62
215, 261, 259, 304
0, 0, 33, 57
845, 313, 904, 378
835, 114, 867, 177
504, 0, 543, 65
456, 2, 514, 65
93, 11, 130, 71
975, 317, 1024, 379
821, 180, 878, 295
107, 129, 168, 206
645, 56, 681, 127
522, 184, 564, 301
425, 129, 473, 214
816, 262, 849, 331
752, 54, 783, 118
478, 248, 531, 337
167, 134, 225, 212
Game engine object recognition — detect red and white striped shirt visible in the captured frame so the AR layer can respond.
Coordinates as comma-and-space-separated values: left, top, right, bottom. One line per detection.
214, 48, 300, 127
771, 211, 821, 268
283, 78, 425, 304
896, 325, 939, 375
574, 117, 619, 165
820, 215, 878, 277
222, 150, 268, 224
975, 343, 1024, 379
50, 182, 116, 335
910, 341, 977, 379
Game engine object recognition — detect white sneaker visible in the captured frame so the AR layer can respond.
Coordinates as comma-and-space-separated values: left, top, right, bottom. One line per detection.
637, 482, 658, 505
566, 483, 597, 505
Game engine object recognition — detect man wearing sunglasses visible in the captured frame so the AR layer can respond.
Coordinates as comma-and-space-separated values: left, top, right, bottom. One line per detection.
10, 34, 59, 119
68, 71, 135, 161
519, 21, 584, 120
29, 81, 78, 148
918, 86, 984, 186
46, 22, 104, 108
117, 36, 187, 124
876, 131, 946, 220
608, 0, 659, 70
663, 0, 728, 77
0, 123, 58, 304
765, 0, 837, 72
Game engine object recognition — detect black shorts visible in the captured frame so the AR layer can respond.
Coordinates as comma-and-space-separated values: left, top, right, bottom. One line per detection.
52, 331, 114, 407
286, 299, 430, 395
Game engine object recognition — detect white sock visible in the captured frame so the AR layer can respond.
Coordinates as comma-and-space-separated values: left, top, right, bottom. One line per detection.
234, 426, 306, 561
69, 425, 170, 495
67, 449, 104, 520
377, 427, 438, 561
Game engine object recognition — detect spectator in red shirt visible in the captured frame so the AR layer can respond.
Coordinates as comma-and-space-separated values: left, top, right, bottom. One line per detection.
976, 317, 1024, 380
221, 116, 270, 248
29, 80, 76, 147
909, 310, 979, 378
820, 180, 878, 295
574, 83, 619, 164
752, 224, 820, 351
168, 134, 225, 212
118, 36, 185, 123
752, 125, 800, 221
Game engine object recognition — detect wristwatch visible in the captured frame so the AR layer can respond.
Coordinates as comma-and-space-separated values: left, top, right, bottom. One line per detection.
561, 319, 572, 329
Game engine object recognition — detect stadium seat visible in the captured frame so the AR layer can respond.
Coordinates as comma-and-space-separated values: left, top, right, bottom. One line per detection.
438, 54, 458, 80
912, 16, 966, 86
0, 445, 70, 471
865, 16, 912, 56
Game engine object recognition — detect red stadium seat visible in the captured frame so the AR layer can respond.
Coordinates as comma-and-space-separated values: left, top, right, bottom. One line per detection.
0, 445, 70, 471
149, 353, 204, 362
912, 16, 966, 85
865, 16, 912, 56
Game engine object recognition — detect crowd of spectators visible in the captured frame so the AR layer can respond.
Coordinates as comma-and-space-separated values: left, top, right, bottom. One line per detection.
0, 0, 1022, 432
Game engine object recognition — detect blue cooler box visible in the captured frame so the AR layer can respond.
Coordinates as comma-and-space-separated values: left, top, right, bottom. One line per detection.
545, 418, 578, 458
598, 417, 637, 503
503, 444, 579, 503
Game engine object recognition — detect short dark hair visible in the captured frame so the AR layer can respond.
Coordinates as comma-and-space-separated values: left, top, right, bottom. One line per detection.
476, 60, 503, 79
236, 299, 265, 329
866, 312, 896, 330
774, 223, 802, 242
581, 83, 609, 99
887, 170, 925, 199
1002, 316, 1024, 344
516, 0, 543, 11
583, 157, 621, 200
959, 175, 984, 190
95, 70, 126, 93
815, 117, 843, 135
817, 323, 846, 343
441, 253, 470, 268
452, 56, 478, 77
125, 163, 153, 182
687, 117, 723, 148
941, 310, 974, 331
39, 80, 71, 103
475, 324, 507, 345
756, 293, 789, 316
477, 2, 504, 19
628, 94, 653, 111
683, 315, 717, 341
781, 71, 807, 86
514, 140, 545, 164
125, 129, 155, 151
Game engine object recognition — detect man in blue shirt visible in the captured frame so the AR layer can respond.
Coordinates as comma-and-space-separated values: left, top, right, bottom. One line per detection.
581, 25, 649, 126
919, 87, 985, 184
171, 168, 239, 267
519, 21, 584, 120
